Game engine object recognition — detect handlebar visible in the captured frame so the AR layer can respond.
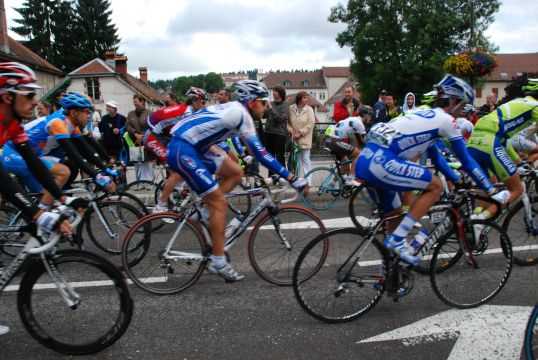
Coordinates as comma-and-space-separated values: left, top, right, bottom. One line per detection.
264, 177, 299, 204
28, 207, 82, 254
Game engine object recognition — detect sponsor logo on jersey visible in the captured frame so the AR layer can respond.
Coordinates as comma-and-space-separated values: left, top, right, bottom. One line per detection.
181, 155, 197, 169
384, 159, 425, 179
373, 155, 386, 164
195, 168, 213, 185
494, 146, 516, 172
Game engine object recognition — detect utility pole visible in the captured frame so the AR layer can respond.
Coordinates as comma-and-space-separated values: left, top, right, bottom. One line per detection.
469, 0, 475, 86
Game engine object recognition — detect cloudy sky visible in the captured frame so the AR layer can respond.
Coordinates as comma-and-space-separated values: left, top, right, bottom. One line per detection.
5, 0, 538, 81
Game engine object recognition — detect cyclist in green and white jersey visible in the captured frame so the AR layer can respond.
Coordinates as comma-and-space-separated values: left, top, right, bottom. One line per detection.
506, 121, 538, 164
467, 78, 538, 217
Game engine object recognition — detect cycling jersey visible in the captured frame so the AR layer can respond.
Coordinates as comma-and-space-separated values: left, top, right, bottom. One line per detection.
168, 101, 289, 196
0, 116, 28, 146
147, 104, 192, 135
474, 96, 538, 137
324, 117, 366, 140
455, 118, 474, 138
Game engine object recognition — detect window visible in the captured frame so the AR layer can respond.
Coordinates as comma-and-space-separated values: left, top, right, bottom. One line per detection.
85, 77, 100, 100
310, 91, 316, 98
500, 72, 508, 77
320, 92, 326, 101
283, 80, 291, 87
517, 72, 523, 76
302, 79, 310, 87
492, 88, 498, 97
475, 88, 482, 98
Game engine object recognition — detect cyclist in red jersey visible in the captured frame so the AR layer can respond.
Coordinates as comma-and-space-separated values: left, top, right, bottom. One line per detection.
0, 62, 89, 336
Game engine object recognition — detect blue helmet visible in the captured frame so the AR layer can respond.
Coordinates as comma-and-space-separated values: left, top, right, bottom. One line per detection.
434, 75, 474, 105
60, 92, 94, 111
233, 80, 269, 103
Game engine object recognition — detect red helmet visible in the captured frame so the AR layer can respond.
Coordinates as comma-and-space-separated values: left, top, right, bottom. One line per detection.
0, 62, 40, 91
185, 87, 208, 101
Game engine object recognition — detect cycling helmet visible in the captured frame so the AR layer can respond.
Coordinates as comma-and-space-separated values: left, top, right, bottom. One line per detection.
434, 74, 474, 104
0, 62, 40, 92
522, 78, 538, 95
185, 87, 208, 101
462, 103, 476, 115
421, 90, 437, 105
60, 91, 94, 111
357, 105, 373, 116
233, 80, 269, 103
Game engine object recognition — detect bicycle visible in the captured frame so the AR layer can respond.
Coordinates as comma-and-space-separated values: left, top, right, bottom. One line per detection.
292, 187, 512, 323
525, 301, 538, 360
121, 179, 327, 294
0, 207, 133, 355
301, 151, 368, 210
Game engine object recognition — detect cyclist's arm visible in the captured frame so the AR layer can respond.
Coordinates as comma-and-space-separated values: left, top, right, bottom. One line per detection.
83, 134, 112, 163
71, 136, 108, 171
505, 138, 521, 163
230, 136, 246, 157
57, 138, 100, 178
427, 142, 460, 183
14, 141, 65, 201
242, 134, 290, 179
449, 137, 494, 193
0, 162, 42, 221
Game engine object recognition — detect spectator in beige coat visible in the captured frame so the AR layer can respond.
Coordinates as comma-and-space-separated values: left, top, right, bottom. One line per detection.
288, 91, 315, 186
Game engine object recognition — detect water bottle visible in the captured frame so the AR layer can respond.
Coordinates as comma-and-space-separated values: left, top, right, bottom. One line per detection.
410, 229, 429, 254
225, 216, 242, 239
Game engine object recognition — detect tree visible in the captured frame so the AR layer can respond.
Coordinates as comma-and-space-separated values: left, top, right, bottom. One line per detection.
171, 73, 225, 97
328, 0, 500, 105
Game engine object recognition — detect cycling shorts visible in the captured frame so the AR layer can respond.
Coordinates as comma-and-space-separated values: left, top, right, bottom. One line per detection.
467, 131, 517, 181
324, 138, 355, 160
355, 142, 432, 213
166, 138, 224, 197
143, 130, 169, 164
507, 136, 538, 153
1, 145, 60, 192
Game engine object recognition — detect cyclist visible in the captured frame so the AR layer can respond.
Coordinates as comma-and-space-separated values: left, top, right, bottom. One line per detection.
467, 78, 538, 220
506, 121, 538, 164
355, 75, 507, 265
2, 92, 116, 206
167, 80, 306, 281
323, 105, 372, 186
0, 62, 88, 336
147, 87, 207, 213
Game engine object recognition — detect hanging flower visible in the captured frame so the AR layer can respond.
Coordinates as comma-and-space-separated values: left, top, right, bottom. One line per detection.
444, 49, 498, 78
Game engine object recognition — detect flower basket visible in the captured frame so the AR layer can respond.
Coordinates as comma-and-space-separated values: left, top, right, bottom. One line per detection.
444, 50, 498, 78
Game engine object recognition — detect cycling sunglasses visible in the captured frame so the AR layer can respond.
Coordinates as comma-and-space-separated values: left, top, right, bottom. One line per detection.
9, 88, 38, 100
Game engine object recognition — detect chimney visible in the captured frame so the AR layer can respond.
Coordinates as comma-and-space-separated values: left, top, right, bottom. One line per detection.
105, 51, 116, 66
139, 67, 148, 84
0, 0, 10, 54
115, 56, 128, 79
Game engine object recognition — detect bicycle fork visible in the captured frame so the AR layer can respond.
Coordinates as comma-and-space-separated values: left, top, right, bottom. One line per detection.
521, 190, 538, 235
42, 253, 81, 310
268, 207, 292, 251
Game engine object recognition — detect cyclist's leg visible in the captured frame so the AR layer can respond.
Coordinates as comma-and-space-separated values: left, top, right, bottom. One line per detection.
40, 158, 70, 206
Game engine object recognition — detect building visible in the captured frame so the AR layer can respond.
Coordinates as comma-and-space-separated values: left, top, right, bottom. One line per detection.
0, 1, 64, 99
477, 53, 538, 106
67, 51, 164, 115
221, 73, 249, 88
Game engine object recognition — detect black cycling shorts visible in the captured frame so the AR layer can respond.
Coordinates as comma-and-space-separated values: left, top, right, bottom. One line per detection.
324, 138, 355, 160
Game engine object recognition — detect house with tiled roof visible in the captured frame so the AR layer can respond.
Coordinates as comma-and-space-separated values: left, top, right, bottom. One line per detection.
66, 51, 164, 115
477, 53, 538, 106
0, 2, 64, 98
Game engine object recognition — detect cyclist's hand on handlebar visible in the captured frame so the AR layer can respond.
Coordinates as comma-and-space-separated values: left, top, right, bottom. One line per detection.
517, 161, 532, 176
104, 166, 119, 178
241, 155, 253, 165
36, 210, 73, 235
63, 196, 90, 213
95, 173, 116, 193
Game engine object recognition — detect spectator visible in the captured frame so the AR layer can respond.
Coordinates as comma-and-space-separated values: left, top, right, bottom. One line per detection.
373, 89, 389, 124
288, 91, 315, 187
165, 92, 179, 106
126, 94, 153, 181
263, 85, 289, 176
478, 92, 498, 117
402, 92, 416, 113
333, 85, 360, 122
385, 93, 401, 119
37, 101, 52, 117
99, 100, 126, 162
217, 88, 231, 104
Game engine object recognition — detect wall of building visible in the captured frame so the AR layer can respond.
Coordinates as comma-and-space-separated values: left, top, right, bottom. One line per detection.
35, 71, 63, 99
325, 77, 349, 99
476, 81, 509, 106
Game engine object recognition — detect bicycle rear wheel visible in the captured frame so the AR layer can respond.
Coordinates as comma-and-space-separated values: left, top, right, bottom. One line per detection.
525, 302, 538, 360
121, 212, 207, 295
429, 221, 513, 308
17, 249, 133, 355
293, 228, 387, 323
348, 185, 379, 231
0, 206, 27, 257
248, 206, 327, 285
301, 167, 342, 210
123, 180, 163, 211
503, 198, 538, 266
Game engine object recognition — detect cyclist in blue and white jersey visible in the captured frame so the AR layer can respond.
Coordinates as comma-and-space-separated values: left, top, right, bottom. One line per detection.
167, 80, 306, 281
355, 75, 508, 265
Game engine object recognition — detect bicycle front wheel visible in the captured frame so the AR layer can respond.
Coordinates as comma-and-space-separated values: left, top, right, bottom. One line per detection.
248, 206, 327, 285
348, 185, 379, 231
525, 302, 538, 360
301, 167, 342, 210
503, 198, 538, 266
429, 221, 513, 308
293, 228, 387, 323
17, 249, 133, 355
121, 212, 207, 295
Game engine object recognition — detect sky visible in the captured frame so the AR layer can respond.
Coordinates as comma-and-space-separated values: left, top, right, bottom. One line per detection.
5, 0, 538, 81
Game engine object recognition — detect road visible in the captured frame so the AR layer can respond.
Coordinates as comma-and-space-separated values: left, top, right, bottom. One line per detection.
0, 199, 537, 359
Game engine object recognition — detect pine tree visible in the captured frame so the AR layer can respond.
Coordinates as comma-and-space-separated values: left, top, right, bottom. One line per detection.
75, 0, 120, 64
